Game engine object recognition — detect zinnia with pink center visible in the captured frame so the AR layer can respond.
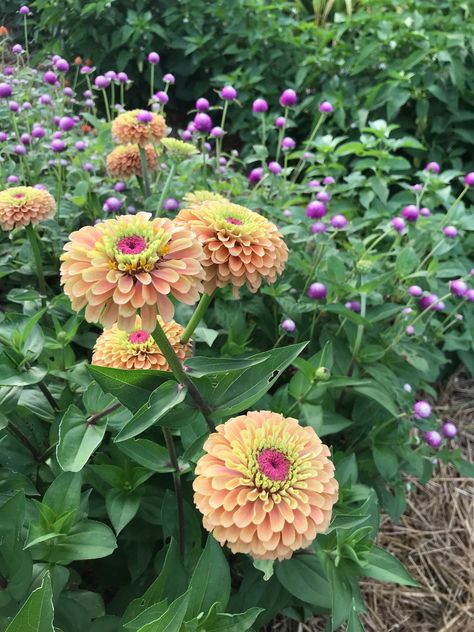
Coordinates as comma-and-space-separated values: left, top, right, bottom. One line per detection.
193, 410, 338, 560
60, 212, 205, 331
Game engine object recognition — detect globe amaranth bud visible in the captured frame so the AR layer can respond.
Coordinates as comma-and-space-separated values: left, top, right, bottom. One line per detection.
356, 259, 373, 273
441, 422, 457, 439
315, 367, 331, 381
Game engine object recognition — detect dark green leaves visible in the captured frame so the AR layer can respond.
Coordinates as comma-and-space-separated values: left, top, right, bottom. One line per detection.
5, 571, 53, 632
57, 404, 108, 472
187, 535, 231, 617
360, 547, 418, 586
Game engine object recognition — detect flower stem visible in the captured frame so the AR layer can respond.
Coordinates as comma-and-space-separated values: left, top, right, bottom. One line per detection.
150, 65, 155, 102
162, 426, 185, 558
260, 115, 266, 168
23, 14, 29, 58
7, 422, 40, 461
139, 146, 152, 198
156, 163, 176, 216
181, 293, 214, 344
101, 88, 111, 123
443, 185, 468, 226
292, 113, 325, 181
152, 319, 215, 432
25, 223, 47, 306
216, 101, 229, 168
275, 106, 288, 164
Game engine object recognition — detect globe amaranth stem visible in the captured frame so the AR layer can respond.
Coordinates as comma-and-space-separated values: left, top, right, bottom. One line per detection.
156, 163, 176, 216
181, 293, 214, 344
25, 223, 47, 306
139, 146, 152, 199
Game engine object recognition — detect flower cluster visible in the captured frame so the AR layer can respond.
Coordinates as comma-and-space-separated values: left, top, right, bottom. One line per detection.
0, 186, 55, 230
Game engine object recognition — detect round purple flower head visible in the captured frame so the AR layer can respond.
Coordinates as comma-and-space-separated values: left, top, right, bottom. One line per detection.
20, 133, 30, 145
163, 198, 179, 212
414, 400, 432, 419
281, 137, 295, 150
94, 75, 110, 89
309, 180, 320, 188
405, 325, 415, 336
252, 98, 268, 114
22, 101, 32, 110
420, 207, 431, 217
63, 87, 74, 97
193, 112, 212, 133
0, 132, 7, 142
402, 307, 413, 315
441, 422, 457, 439
221, 85, 237, 101
411, 184, 422, 193
316, 190, 330, 203
12, 44, 23, 54
80, 66, 92, 75
147, 51, 160, 64
402, 204, 419, 222
155, 91, 169, 105
163, 73, 175, 84
83, 162, 94, 172
425, 161, 440, 174
463, 172, 474, 187
104, 197, 122, 213
43, 71, 57, 85
419, 293, 439, 310
136, 110, 153, 123
303, 152, 313, 160
59, 116, 75, 131
319, 101, 334, 113
55, 58, 69, 72
331, 214, 347, 229
323, 176, 335, 185
275, 116, 286, 129
51, 139, 65, 152
281, 318, 296, 333
196, 97, 209, 111
9, 101, 19, 112
19, 6, 30, 14
0, 83, 13, 98
75, 141, 86, 151
424, 431, 442, 449
443, 225, 458, 238
450, 279, 467, 296
248, 167, 263, 184
181, 130, 192, 141
308, 282, 327, 300
7, 175, 19, 183
280, 89, 297, 107
283, 209, 293, 218
391, 217, 406, 233
211, 126, 224, 138
311, 221, 327, 234
268, 161, 282, 175
117, 72, 128, 83
14, 144, 26, 155
408, 285, 423, 297
306, 201, 326, 219
466, 289, 474, 303
32, 126, 45, 138
345, 301, 361, 313
114, 181, 126, 193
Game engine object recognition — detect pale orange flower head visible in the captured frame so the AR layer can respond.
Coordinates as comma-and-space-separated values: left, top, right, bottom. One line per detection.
60, 212, 205, 331
176, 200, 288, 295
106, 144, 157, 178
92, 316, 191, 370
183, 190, 227, 208
193, 410, 338, 560
0, 186, 56, 231
111, 109, 166, 146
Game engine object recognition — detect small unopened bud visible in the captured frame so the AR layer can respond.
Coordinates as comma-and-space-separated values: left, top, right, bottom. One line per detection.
315, 367, 331, 381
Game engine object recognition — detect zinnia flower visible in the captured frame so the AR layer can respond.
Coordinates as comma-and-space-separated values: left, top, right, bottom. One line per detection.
106, 144, 157, 178
112, 109, 167, 146
60, 212, 204, 331
92, 316, 191, 370
183, 190, 227, 208
0, 186, 55, 231
176, 200, 288, 295
193, 411, 338, 560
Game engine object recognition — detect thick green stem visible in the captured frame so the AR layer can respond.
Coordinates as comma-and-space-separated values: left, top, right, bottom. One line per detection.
292, 112, 325, 181
23, 14, 29, 58
102, 88, 111, 122
181, 293, 214, 344
275, 106, 288, 164
25, 224, 47, 306
162, 426, 185, 558
156, 163, 176, 215
139, 146, 152, 199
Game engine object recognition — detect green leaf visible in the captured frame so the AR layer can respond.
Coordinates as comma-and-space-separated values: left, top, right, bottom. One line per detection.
275, 554, 331, 608
199, 607, 263, 632
114, 382, 187, 442
396, 247, 419, 277
372, 446, 399, 480
42, 472, 82, 517
187, 536, 231, 617
185, 356, 266, 377
41, 521, 117, 564
253, 559, 274, 581
360, 546, 418, 586
136, 590, 190, 632
106, 489, 141, 534
5, 571, 54, 632
353, 384, 399, 417
0, 359, 47, 387
116, 439, 174, 473
57, 404, 108, 472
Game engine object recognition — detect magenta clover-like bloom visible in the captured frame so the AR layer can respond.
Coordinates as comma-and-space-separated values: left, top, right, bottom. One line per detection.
252, 98, 268, 113
424, 430, 442, 449
308, 282, 327, 300
306, 201, 326, 219
147, 51, 160, 64
414, 400, 432, 419
319, 101, 333, 113
425, 161, 440, 174
441, 422, 457, 439
193, 112, 212, 133
280, 89, 297, 107
281, 318, 296, 332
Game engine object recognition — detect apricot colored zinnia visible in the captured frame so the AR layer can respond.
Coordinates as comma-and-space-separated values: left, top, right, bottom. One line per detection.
183, 190, 227, 208
60, 212, 204, 331
92, 316, 191, 370
176, 200, 288, 295
193, 411, 338, 560
106, 144, 157, 178
112, 109, 167, 146
0, 186, 56, 231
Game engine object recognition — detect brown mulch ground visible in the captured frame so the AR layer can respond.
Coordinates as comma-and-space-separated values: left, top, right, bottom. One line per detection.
264, 369, 474, 632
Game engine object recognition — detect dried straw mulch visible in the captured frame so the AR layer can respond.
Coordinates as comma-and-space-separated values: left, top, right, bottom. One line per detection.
264, 369, 474, 632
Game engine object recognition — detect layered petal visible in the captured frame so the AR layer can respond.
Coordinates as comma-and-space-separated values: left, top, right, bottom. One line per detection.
0, 186, 56, 231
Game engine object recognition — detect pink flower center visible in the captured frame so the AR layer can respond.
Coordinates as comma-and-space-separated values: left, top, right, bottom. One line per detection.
128, 329, 150, 344
257, 448, 290, 481
226, 216, 243, 225
117, 235, 147, 254
14, 193, 25, 199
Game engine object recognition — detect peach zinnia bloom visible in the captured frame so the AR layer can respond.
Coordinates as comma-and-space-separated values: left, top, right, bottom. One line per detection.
0, 186, 56, 231
60, 212, 204, 331
193, 411, 338, 560
176, 200, 288, 295
106, 144, 157, 178
92, 316, 191, 370
112, 109, 166, 146
183, 190, 227, 208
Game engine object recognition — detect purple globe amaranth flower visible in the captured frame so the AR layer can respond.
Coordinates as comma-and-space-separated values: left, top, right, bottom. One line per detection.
55, 58, 69, 72
450, 278, 467, 296
14, 144, 26, 155
19, 6, 30, 14
83, 89, 92, 98
59, 116, 75, 131
308, 282, 327, 300
309, 179, 320, 188
414, 400, 432, 419
402, 307, 413, 315
34, 184, 47, 190
195, 97, 210, 111
252, 98, 268, 113
248, 167, 263, 184
75, 141, 86, 151
424, 430, 442, 449
306, 201, 326, 219
147, 51, 160, 64
85, 99, 94, 108
345, 301, 361, 313
411, 184, 422, 192
303, 152, 313, 160
181, 130, 192, 141
221, 85, 237, 101
275, 116, 286, 129
51, 139, 66, 152
280, 88, 297, 107
204, 142, 211, 153
425, 161, 440, 174
163, 197, 179, 212
7, 175, 19, 183
219, 157, 227, 166
419, 293, 439, 310
443, 225, 458, 238
323, 176, 335, 185
268, 161, 282, 175
331, 214, 347, 229
94, 75, 110, 89
43, 71, 57, 85
52, 131, 63, 140
104, 197, 122, 212
53, 115, 61, 126
9, 101, 19, 112
316, 190, 330, 203
31, 126, 45, 138
193, 112, 212, 133
283, 209, 293, 218
154, 90, 169, 105
281, 136, 295, 150
22, 101, 32, 110
136, 110, 153, 123
0, 132, 7, 142
420, 207, 431, 217
0, 83, 12, 99
163, 73, 175, 84
391, 217, 406, 233
20, 133, 30, 145
80, 65, 92, 75
465, 289, 474, 303
402, 204, 419, 222
463, 172, 474, 187
408, 285, 423, 297
83, 162, 94, 172
127, 206, 137, 214
114, 181, 126, 193
63, 87, 74, 97
117, 72, 128, 83
405, 325, 415, 335
3, 67, 14, 76
12, 44, 23, 54
105, 71, 117, 81
441, 422, 457, 439
210, 126, 224, 138
319, 101, 334, 113
281, 318, 296, 332
311, 221, 327, 234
